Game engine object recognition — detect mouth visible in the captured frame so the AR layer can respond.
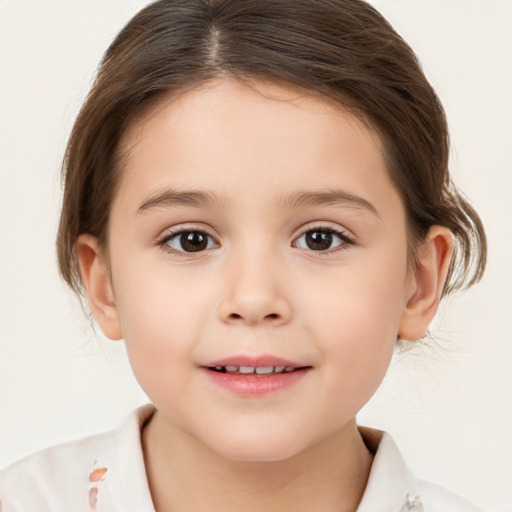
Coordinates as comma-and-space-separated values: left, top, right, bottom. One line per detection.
207, 365, 304, 375
201, 356, 312, 396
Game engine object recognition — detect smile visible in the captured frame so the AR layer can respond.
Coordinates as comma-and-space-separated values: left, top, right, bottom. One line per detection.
202, 355, 312, 396
209, 365, 297, 375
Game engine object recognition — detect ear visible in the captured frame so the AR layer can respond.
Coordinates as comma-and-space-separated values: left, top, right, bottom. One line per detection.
398, 226, 454, 341
76, 234, 123, 340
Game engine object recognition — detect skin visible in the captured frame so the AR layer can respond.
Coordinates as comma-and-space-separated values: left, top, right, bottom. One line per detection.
77, 78, 453, 512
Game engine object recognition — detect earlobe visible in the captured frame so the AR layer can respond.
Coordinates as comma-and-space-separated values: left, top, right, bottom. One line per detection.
76, 234, 123, 340
398, 226, 454, 341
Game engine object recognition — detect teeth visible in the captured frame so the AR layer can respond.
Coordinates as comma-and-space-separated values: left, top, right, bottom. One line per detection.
255, 366, 274, 375
211, 365, 298, 374
239, 366, 256, 374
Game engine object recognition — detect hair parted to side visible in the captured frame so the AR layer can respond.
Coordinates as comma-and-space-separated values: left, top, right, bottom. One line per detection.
57, 0, 486, 299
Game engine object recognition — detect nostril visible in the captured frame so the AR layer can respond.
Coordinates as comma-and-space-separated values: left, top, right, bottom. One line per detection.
226, 312, 280, 322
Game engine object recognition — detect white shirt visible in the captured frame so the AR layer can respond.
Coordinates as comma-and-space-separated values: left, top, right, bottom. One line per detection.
0, 404, 483, 512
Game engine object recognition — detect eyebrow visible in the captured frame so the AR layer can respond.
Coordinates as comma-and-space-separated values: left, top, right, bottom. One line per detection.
136, 187, 379, 217
278, 189, 379, 217
137, 189, 227, 213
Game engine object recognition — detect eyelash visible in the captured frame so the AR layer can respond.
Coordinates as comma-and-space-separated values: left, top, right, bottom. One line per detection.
157, 224, 355, 257
157, 227, 218, 257
294, 225, 354, 255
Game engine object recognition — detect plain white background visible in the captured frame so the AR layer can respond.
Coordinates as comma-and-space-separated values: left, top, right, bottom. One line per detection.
0, 1, 511, 510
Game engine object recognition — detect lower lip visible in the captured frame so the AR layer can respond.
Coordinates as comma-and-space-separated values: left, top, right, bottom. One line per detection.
202, 368, 310, 397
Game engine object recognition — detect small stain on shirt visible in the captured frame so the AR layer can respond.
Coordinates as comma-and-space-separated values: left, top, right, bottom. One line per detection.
89, 487, 99, 507
89, 468, 108, 482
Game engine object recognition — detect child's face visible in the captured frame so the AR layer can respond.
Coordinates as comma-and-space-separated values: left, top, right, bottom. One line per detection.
101, 79, 416, 461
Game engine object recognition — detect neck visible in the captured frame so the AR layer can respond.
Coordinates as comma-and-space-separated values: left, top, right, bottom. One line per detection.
142, 411, 374, 512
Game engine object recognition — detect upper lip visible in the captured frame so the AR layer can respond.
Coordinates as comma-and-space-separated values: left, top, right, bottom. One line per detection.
203, 354, 308, 369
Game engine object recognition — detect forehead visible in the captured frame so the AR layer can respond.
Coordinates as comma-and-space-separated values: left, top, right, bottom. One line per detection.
114, 78, 396, 214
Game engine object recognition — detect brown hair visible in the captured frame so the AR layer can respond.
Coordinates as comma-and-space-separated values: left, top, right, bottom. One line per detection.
57, 0, 486, 298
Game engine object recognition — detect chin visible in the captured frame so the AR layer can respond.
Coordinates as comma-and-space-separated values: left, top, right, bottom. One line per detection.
202, 423, 311, 463
216, 440, 301, 463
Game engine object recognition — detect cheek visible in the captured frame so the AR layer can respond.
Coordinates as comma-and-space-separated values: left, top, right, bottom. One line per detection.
110, 262, 211, 386
307, 251, 408, 395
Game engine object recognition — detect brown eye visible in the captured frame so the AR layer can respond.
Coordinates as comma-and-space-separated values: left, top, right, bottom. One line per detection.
165, 230, 217, 253
305, 231, 333, 251
294, 228, 348, 252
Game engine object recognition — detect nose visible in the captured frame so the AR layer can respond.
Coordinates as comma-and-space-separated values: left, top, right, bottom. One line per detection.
217, 248, 293, 327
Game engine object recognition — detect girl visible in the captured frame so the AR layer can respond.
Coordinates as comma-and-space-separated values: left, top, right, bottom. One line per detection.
0, 0, 499, 510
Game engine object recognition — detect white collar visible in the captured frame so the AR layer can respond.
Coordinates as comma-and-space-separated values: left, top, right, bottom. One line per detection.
108, 405, 424, 512
356, 426, 424, 511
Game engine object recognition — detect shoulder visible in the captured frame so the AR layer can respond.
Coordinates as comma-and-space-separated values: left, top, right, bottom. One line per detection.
0, 429, 116, 511
415, 478, 485, 512
0, 404, 156, 512
356, 426, 485, 512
